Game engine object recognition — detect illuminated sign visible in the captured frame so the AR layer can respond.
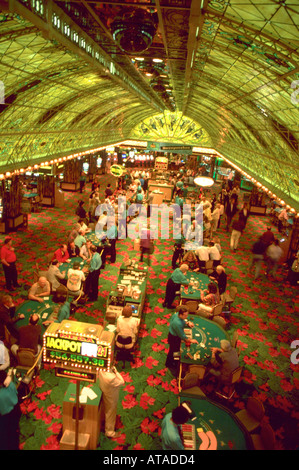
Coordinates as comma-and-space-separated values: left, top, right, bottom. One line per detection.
43, 320, 114, 380
110, 164, 124, 177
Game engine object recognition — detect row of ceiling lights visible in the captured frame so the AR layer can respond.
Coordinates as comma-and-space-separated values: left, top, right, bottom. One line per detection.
132, 57, 175, 109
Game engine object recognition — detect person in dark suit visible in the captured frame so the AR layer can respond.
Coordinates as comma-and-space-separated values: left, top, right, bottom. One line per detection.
225, 195, 238, 231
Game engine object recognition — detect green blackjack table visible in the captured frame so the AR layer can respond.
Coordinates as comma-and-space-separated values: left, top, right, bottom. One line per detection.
180, 271, 211, 301
178, 396, 253, 450
181, 315, 229, 365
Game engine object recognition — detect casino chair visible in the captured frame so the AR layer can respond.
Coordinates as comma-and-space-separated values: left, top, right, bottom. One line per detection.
203, 259, 214, 275
251, 423, 276, 450
235, 397, 265, 433
215, 366, 243, 400
197, 302, 224, 320
115, 335, 135, 369
179, 365, 206, 398
221, 286, 238, 318
16, 348, 36, 370
185, 300, 199, 313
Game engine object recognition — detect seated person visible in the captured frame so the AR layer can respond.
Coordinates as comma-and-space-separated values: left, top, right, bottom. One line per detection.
28, 277, 51, 303
209, 265, 227, 295
115, 306, 140, 349
80, 240, 93, 261
209, 339, 240, 384
53, 244, 69, 264
67, 224, 81, 244
0, 341, 10, 371
47, 259, 66, 292
0, 294, 24, 342
78, 218, 91, 233
208, 242, 221, 266
11, 313, 42, 357
74, 229, 87, 249
197, 282, 220, 317
182, 251, 200, 272
67, 262, 86, 296
67, 241, 80, 258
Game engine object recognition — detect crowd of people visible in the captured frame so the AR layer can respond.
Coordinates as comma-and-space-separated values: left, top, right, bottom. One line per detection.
0, 165, 296, 450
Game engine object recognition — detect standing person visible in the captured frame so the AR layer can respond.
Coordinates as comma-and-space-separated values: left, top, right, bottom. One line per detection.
209, 265, 227, 295
238, 202, 249, 229
79, 172, 86, 193
84, 246, 102, 301
230, 217, 244, 251
250, 237, 266, 280
0, 369, 21, 450
162, 264, 192, 309
105, 217, 118, 264
1, 237, 20, 291
210, 203, 221, 237
161, 405, 190, 450
0, 295, 24, 342
266, 239, 283, 279
139, 228, 153, 266
165, 305, 198, 372
225, 195, 238, 231
97, 364, 124, 438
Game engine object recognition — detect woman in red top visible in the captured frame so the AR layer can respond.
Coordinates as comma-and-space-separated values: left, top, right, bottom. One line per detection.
0, 238, 20, 291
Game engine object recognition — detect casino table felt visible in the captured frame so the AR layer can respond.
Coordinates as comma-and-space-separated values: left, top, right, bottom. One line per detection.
180, 271, 210, 300
16, 299, 59, 332
180, 316, 229, 365
179, 396, 253, 450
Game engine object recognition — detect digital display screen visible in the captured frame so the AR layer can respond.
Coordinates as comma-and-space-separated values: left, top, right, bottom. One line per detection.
81, 342, 97, 357
126, 303, 139, 316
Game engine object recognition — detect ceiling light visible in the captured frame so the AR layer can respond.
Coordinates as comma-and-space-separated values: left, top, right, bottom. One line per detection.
194, 176, 214, 187
134, 57, 144, 61
153, 58, 163, 63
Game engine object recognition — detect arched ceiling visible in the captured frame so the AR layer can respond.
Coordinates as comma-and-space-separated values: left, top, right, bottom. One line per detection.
0, 0, 298, 207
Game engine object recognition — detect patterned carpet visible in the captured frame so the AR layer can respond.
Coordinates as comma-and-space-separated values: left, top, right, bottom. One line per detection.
2, 174, 298, 451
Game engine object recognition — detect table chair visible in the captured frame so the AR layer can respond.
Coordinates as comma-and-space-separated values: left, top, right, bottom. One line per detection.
197, 302, 223, 319
178, 364, 206, 397
215, 365, 243, 400
221, 286, 238, 318
251, 423, 276, 450
235, 397, 265, 433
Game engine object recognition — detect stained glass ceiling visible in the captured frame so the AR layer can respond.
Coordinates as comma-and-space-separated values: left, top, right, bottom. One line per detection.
0, 0, 298, 208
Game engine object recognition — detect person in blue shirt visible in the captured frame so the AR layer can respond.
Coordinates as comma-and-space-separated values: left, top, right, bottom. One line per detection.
165, 305, 198, 370
84, 246, 102, 301
163, 264, 191, 309
161, 405, 190, 450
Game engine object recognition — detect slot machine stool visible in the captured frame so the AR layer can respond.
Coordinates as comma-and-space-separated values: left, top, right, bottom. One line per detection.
60, 382, 102, 450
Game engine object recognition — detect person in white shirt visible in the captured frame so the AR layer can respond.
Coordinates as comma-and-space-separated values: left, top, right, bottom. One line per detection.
208, 242, 221, 266
80, 240, 93, 261
266, 239, 283, 279
195, 244, 210, 270
116, 306, 140, 346
47, 260, 66, 292
67, 262, 86, 295
210, 203, 221, 236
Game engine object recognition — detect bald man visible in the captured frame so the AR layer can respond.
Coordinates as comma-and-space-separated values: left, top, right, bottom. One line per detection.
28, 277, 51, 303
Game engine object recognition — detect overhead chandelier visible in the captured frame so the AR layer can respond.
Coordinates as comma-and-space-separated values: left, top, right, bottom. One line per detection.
110, 8, 158, 54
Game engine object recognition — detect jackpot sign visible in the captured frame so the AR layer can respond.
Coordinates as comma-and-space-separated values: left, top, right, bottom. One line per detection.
43, 320, 114, 377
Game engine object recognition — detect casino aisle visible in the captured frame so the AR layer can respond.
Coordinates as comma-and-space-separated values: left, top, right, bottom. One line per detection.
1, 173, 298, 451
